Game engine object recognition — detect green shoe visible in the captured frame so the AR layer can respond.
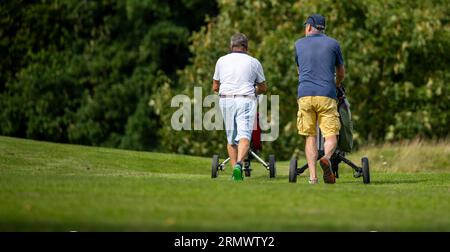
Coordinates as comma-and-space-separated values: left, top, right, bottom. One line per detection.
232, 164, 243, 181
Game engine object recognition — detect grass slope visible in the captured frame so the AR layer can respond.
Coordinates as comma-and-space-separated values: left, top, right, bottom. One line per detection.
0, 136, 449, 231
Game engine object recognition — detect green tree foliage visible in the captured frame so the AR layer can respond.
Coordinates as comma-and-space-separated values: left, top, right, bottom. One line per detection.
158, 0, 450, 159
0, 0, 217, 150
1, 50, 83, 141
1, 0, 449, 159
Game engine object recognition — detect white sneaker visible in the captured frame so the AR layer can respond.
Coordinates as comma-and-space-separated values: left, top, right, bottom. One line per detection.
309, 178, 319, 184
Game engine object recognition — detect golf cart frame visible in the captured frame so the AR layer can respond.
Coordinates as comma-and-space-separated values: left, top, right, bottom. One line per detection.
289, 126, 371, 184
211, 151, 276, 179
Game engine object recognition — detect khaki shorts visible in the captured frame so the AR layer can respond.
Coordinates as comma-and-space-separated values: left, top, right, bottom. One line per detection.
297, 96, 341, 137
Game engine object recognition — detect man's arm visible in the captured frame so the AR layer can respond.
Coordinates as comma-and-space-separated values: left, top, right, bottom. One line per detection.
212, 58, 221, 93
295, 45, 300, 75
255, 82, 267, 95
253, 59, 267, 95
212, 80, 220, 93
335, 64, 345, 87
335, 42, 345, 87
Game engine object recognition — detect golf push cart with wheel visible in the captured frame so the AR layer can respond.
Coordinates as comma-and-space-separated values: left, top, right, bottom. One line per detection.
211, 113, 276, 179
289, 85, 371, 184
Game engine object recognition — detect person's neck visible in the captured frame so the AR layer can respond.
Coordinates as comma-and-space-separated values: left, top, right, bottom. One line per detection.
307, 31, 322, 36
231, 47, 247, 53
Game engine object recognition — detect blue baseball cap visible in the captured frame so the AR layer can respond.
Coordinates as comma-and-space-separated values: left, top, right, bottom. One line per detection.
304, 14, 326, 30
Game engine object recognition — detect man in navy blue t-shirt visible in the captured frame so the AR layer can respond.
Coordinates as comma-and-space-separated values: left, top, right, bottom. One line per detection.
294, 14, 345, 184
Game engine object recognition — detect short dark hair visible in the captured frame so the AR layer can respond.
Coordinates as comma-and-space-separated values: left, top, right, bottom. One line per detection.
230, 33, 248, 50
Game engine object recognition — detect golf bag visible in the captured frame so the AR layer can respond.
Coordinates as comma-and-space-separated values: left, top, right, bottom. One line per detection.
337, 86, 353, 153
250, 112, 262, 152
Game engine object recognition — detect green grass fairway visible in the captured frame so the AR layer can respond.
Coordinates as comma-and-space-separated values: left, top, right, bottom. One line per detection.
0, 136, 449, 231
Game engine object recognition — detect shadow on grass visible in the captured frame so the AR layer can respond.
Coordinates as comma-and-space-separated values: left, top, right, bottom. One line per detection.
337, 179, 429, 185
235, 173, 430, 185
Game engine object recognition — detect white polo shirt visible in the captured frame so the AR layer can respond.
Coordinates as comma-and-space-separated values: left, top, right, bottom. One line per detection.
213, 52, 266, 96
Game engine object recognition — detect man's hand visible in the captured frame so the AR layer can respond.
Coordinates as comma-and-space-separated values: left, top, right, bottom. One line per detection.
255, 82, 267, 95
212, 80, 220, 93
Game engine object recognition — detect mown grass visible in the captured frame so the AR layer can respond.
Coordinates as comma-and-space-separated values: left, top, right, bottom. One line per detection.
0, 136, 449, 231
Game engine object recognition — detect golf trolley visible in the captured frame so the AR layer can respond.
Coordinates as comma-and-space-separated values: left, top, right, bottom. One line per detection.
289, 86, 371, 184
211, 113, 276, 179
288, 130, 370, 184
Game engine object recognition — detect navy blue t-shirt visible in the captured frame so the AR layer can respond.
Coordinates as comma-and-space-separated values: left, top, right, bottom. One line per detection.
295, 34, 344, 99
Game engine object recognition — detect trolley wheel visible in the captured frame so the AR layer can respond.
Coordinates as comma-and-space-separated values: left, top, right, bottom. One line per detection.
289, 158, 298, 183
244, 159, 251, 177
244, 168, 251, 177
362, 157, 370, 184
269, 155, 276, 178
211, 155, 219, 178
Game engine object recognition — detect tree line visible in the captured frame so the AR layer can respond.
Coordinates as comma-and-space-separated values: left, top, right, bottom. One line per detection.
1, 0, 449, 159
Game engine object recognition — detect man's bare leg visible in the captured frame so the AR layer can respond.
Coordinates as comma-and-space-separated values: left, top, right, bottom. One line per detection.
323, 135, 337, 159
320, 135, 337, 184
227, 144, 238, 168
305, 136, 318, 181
237, 138, 250, 164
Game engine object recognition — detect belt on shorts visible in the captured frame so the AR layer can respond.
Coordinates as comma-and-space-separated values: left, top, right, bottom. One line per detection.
219, 94, 255, 98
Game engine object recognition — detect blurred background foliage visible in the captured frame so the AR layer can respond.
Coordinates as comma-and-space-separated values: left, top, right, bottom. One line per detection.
1, 0, 449, 159
0, 0, 217, 151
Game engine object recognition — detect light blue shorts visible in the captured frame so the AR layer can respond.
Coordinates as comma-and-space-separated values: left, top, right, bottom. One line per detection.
219, 97, 257, 145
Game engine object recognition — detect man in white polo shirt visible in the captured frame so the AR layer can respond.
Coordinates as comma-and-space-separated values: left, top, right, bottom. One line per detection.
212, 33, 267, 181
